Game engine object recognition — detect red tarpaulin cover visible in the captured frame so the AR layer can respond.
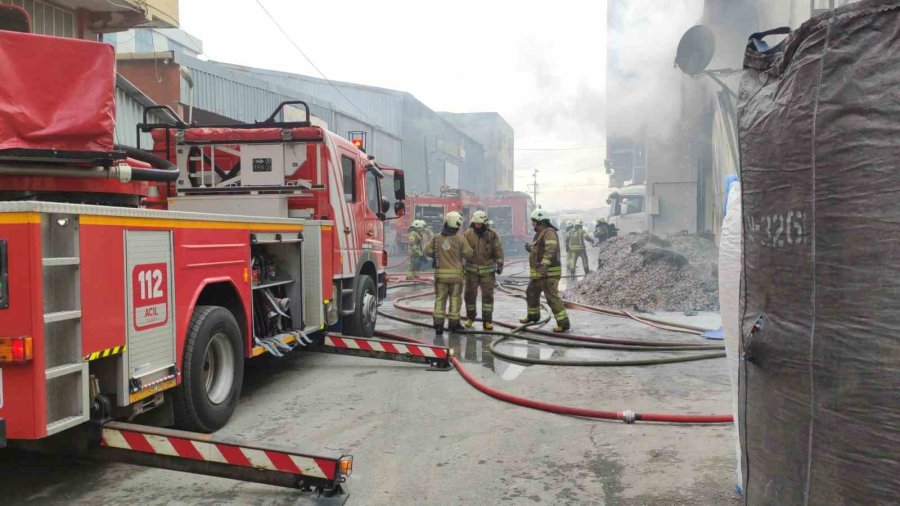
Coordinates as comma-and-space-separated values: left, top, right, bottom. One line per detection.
0, 30, 115, 153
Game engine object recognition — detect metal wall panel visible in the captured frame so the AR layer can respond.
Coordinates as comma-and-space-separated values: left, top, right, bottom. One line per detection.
231, 68, 405, 136
1, 0, 74, 37
114, 85, 160, 148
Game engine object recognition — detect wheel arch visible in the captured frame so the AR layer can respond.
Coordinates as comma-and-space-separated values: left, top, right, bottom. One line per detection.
187, 278, 249, 358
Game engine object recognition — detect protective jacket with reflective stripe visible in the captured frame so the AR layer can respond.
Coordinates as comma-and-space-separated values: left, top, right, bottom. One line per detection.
425, 231, 474, 283
408, 229, 424, 255
463, 227, 504, 275
528, 226, 562, 279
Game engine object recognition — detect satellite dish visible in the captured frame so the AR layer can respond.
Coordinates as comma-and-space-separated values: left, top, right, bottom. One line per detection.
675, 25, 716, 76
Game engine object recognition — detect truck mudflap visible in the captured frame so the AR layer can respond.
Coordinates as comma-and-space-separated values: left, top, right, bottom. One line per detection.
88, 421, 351, 495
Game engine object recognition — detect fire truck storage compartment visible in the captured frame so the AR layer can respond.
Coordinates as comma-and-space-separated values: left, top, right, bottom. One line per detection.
175, 141, 314, 190
0, 30, 115, 154
120, 230, 176, 407
415, 204, 445, 233
250, 223, 324, 337
41, 212, 89, 433
487, 206, 513, 236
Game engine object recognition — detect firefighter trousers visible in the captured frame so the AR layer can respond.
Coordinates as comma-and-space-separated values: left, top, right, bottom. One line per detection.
464, 272, 496, 322
525, 276, 569, 326
567, 248, 590, 275
434, 282, 463, 327
406, 253, 425, 278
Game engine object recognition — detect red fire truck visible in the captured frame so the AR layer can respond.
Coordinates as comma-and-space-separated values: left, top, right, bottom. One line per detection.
0, 23, 446, 494
394, 187, 483, 251
485, 191, 534, 254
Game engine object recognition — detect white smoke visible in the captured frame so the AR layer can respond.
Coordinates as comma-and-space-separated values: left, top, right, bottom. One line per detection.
606, 0, 705, 140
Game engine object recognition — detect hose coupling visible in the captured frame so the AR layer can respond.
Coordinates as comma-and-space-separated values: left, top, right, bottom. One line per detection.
622, 410, 636, 424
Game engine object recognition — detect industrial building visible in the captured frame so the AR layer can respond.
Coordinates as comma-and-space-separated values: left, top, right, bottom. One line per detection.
440, 112, 515, 192
104, 28, 513, 198
605, 0, 859, 237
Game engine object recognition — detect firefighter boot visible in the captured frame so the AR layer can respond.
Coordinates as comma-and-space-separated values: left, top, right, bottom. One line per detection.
483, 321, 494, 331
464, 317, 475, 328
448, 320, 467, 333
553, 319, 571, 333
519, 315, 539, 324
434, 323, 444, 336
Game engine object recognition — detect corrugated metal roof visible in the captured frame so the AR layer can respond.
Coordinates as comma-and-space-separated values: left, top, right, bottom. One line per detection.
217, 63, 405, 136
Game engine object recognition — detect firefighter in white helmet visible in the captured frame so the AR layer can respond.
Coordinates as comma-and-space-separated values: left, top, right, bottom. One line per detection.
425, 211, 473, 334
521, 208, 570, 332
406, 219, 426, 280
566, 218, 595, 277
463, 210, 504, 330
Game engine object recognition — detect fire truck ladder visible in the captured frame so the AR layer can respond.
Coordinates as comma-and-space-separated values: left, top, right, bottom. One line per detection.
85, 421, 352, 496
251, 333, 452, 370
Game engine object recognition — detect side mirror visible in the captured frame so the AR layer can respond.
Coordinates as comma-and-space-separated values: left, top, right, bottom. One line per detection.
394, 200, 406, 217
381, 196, 391, 214
393, 171, 406, 201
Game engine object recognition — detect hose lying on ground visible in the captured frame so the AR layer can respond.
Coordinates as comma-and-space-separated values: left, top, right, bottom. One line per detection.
373, 279, 732, 423
498, 262, 708, 335
372, 324, 733, 424
392, 287, 717, 349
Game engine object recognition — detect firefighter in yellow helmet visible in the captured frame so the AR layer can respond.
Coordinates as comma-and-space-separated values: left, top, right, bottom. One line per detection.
520, 209, 570, 332
425, 211, 473, 335
566, 218, 595, 277
406, 219, 426, 280
463, 210, 504, 330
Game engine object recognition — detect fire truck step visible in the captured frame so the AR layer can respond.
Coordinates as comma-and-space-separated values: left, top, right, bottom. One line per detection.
88, 421, 351, 494
307, 334, 452, 369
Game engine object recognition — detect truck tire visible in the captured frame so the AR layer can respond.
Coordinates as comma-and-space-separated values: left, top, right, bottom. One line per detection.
343, 275, 377, 337
174, 305, 244, 433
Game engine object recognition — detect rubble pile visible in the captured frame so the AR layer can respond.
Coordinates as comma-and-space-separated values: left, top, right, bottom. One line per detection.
566, 232, 719, 312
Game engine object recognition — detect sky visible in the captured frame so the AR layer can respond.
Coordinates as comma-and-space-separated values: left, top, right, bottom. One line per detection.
179, 0, 609, 212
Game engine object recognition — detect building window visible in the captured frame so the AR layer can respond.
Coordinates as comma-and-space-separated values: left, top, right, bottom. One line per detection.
365, 170, 379, 214
341, 155, 356, 202
2, 0, 75, 37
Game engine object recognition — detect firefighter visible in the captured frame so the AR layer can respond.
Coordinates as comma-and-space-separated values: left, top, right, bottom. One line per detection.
425, 211, 473, 335
566, 219, 595, 276
463, 210, 504, 330
520, 209, 570, 332
420, 220, 435, 251
406, 220, 426, 280
593, 218, 613, 244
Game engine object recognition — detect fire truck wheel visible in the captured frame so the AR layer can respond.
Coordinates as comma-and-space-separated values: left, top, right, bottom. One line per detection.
344, 275, 377, 337
174, 305, 244, 433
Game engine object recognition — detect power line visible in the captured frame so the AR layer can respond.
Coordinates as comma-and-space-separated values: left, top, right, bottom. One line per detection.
254, 0, 378, 126
515, 145, 606, 152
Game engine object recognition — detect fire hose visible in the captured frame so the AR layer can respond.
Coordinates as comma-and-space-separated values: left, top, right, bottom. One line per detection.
378, 280, 732, 424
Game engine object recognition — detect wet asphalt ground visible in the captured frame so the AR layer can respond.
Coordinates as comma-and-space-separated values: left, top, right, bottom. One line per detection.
0, 258, 740, 505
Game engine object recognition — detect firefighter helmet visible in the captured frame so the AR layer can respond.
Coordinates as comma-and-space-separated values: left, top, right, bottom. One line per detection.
487, 219, 495, 229
530, 209, 550, 222
414, 219, 426, 229
575, 219, 583, 227
596, 217, 607, 224
470, 210, 488, 225
445, 211, 464, 229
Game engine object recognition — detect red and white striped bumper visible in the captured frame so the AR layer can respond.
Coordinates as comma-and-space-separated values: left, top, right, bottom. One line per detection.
318, 335, 451, 368
96, 422, 349, 490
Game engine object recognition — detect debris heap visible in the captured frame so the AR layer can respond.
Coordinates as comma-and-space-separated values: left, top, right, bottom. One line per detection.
565, 232, 719, 312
